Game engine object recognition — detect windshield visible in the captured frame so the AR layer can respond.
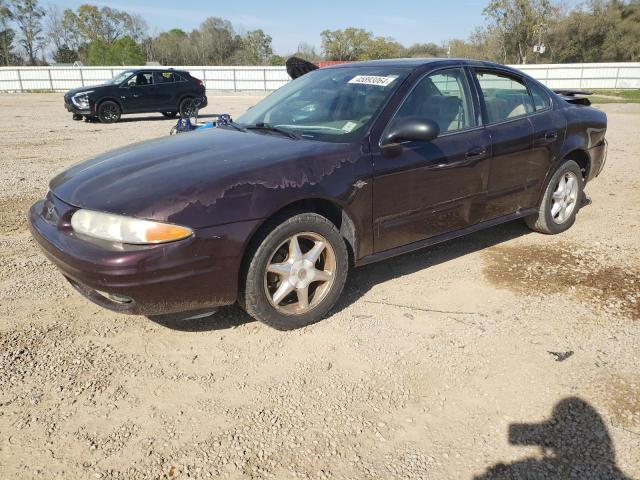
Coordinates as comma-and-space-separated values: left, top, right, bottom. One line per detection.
106, 70, 135, 85
236, 66, 411, 143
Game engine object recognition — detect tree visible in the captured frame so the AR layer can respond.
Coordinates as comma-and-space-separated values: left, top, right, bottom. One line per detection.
149, 28, 189, 65
483, 0, 557, 63
190, 17, 239, 65
320, 28, 371, 60
404, 42, 447, 58
546, 0, 640, 62
0, 0, 15, 65
53, 44, 76, 63
234, 29, 273, 64
361, 36, 404, 60
292, 42, 320, 61
67, 5, 146, 45
269, 54, 285, 66
11, 0, 45, 65
87, 35, 145, 65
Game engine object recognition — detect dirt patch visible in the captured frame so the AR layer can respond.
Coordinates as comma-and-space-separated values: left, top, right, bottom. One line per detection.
483, 243, 640, 320
0, 195, 37, 233
598, 374, 640, 430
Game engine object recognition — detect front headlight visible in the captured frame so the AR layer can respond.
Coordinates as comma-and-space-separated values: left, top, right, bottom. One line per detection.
71, 209, 193, 245
72, 91, 93, 109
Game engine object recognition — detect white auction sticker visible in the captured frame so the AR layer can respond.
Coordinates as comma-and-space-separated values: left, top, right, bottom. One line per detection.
348, 75, 397, 87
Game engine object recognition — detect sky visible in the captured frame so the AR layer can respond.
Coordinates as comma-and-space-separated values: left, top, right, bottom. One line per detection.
51, 0, 490, 54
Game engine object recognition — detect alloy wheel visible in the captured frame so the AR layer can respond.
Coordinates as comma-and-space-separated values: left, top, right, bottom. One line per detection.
263, 232, 336, 315
551, 171, 579, 224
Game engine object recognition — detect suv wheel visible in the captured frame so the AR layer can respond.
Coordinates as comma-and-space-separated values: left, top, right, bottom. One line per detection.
525, 159, 584, 234
179, 98, 197, 117
239, 213, 349, 330
97, 101, 121, 124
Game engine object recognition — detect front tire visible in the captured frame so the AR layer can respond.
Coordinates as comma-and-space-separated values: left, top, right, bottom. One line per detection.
525, 159, 584, 234
97, 101, 121, 124
239, 213, 349, 330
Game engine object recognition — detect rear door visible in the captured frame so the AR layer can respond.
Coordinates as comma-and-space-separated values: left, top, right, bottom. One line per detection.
472, 69, 537, 218
525, 80, 567, 206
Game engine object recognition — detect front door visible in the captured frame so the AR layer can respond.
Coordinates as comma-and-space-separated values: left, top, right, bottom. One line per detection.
120, 71, 156, 112
372, 67, 492, 253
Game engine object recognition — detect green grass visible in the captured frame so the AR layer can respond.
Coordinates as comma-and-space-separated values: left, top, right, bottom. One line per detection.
589, 89, 640, 104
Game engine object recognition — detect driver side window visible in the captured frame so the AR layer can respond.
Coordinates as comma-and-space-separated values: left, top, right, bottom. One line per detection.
395, 68, 474, 134
127, 72, 153, 87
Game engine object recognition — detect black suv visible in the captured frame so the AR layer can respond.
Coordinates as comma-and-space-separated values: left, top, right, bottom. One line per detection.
63, 69, 207, 123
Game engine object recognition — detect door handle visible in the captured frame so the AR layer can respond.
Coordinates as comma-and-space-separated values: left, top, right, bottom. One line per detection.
544, 130, 558, 140
465, 147, 487, 160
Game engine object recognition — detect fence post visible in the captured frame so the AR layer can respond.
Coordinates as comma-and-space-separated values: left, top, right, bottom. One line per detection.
233, 68, 237, 92
16, 68, 24, 93
47, 68, 53, 91
263, 68, 267, 91
79, 68, 84, 87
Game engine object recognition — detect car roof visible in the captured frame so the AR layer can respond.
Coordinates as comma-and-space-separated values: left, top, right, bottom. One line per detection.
129, 68, 190, 75
327, 57, 516, 72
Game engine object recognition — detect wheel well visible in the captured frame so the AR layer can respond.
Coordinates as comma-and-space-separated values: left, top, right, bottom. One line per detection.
97, 97, 122, 112
564, 149, 590, 179
245, 199, 358, 266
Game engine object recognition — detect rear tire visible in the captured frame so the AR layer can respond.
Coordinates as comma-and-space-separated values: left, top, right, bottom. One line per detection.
239, 213, 349, 330
525, 159, 584, 234
179, 97, 197, 117
97, 101, 121, 124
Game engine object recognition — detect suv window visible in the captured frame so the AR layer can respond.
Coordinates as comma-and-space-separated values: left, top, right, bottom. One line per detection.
394, 68, 473, 134
528, 80, 551, 111
154, 71, 176, 84
475, 71, 534, 123
127, 72, 154, 87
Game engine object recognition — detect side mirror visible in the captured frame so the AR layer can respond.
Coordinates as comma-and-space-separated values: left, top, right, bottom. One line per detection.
383, 117, 440, 145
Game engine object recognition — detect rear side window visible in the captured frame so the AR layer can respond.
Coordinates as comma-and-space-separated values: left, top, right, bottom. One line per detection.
154, 71, 176, 84
528, 81, 552, 111
394, 67, 474, 133
475, 71, 534, 123
175, 73, 188, 82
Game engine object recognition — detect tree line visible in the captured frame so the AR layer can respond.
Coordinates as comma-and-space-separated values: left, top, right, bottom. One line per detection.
0, 0, 638, 67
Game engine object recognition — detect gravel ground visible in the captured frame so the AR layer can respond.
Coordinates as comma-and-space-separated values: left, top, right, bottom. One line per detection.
0, 94, 638, 479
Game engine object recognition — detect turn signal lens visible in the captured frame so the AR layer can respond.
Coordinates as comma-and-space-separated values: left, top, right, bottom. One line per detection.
71, 209, 192, 245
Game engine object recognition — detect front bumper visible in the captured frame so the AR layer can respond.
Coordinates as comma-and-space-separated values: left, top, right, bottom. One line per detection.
28, 193, 258, 315
64, 96, 92, 115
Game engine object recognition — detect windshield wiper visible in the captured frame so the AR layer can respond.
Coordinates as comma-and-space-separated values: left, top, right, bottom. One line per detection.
245, 122, 299, 139
219, 120, 246, 132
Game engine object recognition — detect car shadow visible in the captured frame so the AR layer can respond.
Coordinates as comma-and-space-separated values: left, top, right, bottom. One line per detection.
332, 219, 531, 315
148, 219, 529, 332
147, 305, 254, 332
474, 397, 633, 479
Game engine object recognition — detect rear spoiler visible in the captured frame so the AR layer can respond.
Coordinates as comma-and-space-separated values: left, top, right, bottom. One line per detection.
553, 89, 593, 106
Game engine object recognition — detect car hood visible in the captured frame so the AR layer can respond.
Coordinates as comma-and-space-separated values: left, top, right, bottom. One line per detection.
65, 84, 112, 97
50, 128, 357, 228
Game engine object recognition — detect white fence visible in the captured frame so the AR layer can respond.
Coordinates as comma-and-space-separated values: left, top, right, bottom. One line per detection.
0, 62, 639, 93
